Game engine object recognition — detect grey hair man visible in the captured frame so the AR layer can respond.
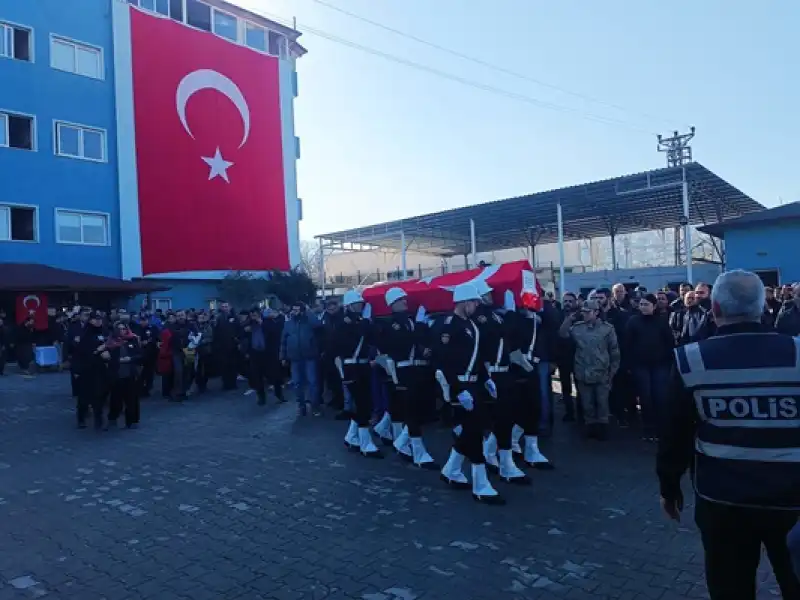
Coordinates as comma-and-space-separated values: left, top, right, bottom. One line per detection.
710, 269, 766, 326
658, 268, 800, 599
774, 280, 800, 336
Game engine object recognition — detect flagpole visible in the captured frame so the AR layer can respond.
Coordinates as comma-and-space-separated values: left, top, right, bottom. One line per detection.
557, 203, 566, 296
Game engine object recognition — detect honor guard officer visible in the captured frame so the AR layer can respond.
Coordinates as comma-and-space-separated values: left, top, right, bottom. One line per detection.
437, 283, 504, 505
657, 270, 800, 600
373, 287, 437, 469
336, 290, 382, 459
509, 293, 554, 469
472, 281, 530, 485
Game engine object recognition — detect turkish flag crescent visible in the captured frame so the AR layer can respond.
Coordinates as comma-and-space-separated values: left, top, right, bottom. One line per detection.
16, 293, 49, 330
130, 8, 289, 275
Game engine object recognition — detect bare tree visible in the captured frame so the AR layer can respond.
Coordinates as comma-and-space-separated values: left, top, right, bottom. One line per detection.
298, 240, 320, 282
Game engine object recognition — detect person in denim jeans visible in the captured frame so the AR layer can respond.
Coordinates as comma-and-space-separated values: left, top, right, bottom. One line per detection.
280, 302, 322, 416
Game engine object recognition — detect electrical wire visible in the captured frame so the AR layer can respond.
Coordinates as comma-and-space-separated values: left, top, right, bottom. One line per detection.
250, 7, 655, 134
309, 0, 680, 129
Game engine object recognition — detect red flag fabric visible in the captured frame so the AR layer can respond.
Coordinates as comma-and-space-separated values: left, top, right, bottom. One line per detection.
130, 8, 289, 275
362, 260, 544, 316
15, 293, 49, 330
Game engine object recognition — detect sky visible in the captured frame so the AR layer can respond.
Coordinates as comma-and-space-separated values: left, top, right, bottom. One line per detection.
238, 0, 799, 241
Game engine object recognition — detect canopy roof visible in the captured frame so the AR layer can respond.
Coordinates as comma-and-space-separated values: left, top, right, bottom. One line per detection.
316, 162, 765, 257
0, 264, 169, 293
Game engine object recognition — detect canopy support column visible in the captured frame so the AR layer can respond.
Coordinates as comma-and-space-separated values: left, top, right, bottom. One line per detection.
318, 237, 326, 298
469, 219, 477, 268
557, 202, 566, 296
400, 228, 408, 280
682, 166, 693, 284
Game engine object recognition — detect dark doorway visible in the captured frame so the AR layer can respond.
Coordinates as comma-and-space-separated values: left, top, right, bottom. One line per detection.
754, 269, 780, 288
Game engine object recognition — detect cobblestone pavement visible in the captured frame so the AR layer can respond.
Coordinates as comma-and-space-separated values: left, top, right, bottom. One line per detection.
0, 372, 782, 600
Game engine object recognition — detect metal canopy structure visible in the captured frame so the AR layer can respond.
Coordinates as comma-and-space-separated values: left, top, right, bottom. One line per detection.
315, 162, 765, 258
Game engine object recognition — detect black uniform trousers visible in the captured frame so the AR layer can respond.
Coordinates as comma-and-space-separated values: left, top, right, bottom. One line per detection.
343, 365, 371, 427
610, 368, 636, 422
108, 376, 140, 427
513, 369, 543, 436
249, 351, 283, 401
388, 367, 425, 437
486, 373, 515, 450
140, 353, 156, 394
452, 382, 486, 465
322, 356, 345, 409
77, 372, 107, 427
696, 498, 800, 599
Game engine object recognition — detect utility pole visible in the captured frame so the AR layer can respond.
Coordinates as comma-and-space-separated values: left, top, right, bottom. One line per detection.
657, 127, 696, 281
657, 127, 695, 168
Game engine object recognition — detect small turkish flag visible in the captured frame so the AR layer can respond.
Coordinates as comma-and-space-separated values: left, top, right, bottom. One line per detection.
16, 293, 49, 330
130, 7, 289, 275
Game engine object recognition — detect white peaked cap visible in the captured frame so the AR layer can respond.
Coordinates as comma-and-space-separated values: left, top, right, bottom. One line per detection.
474, 280, 493, 296
342, 290, 364, 306
385, 287, 407, 307
453, 283, 482, 304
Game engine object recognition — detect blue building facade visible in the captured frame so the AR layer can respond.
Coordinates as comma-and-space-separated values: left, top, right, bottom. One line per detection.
700, 202, 800, 286
0, 0, 121, 278
1, 0, 304, 312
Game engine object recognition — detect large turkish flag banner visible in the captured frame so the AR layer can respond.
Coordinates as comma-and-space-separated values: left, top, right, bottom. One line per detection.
15, 293, 49, 330
130, 8, 289, 275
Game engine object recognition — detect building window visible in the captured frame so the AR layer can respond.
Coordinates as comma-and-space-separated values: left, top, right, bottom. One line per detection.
0, 111, 35, 151
50, 36, 103, 79
291, 71, 298, 97
213, 9, 238, 42
268, 30, 287, 58
153, 298, 172, 311
295, 136, 301, 159
55, 122, 106, 162
0, 22, 32, 62
187, 0, 212, 32
245, 22, 266, 52
137, 0, 170, 17
55, 210, 109, 246
0, 205, 37, 242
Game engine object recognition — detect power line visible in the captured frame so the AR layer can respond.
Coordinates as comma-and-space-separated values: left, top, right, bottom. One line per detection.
309, 0, 679, 129
252, 8, 654, 134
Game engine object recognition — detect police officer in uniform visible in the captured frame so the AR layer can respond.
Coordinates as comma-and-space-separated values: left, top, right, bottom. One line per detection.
75, 310, 111, 430
437, 283, 504, 505
657, 270, 800, 599
473, 282, 530, 485
372, 287, 437, 469
336, 290, 382, 458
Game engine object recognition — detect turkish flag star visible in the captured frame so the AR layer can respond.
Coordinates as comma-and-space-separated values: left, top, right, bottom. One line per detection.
202, 147, 234, 183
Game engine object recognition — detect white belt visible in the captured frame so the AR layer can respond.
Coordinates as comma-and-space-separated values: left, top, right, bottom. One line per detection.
487, 366, 509, 373
397, 359, 429, 368
343, 358, 369, 365
458, 375, 478, 383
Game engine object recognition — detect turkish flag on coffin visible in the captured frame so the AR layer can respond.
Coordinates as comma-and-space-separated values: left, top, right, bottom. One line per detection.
361, 260, 544, 317
130, 8, 289, 275
15, 293, 49, 330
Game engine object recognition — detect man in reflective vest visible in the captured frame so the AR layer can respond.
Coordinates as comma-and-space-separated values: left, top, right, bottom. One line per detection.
657, 269, 800, 600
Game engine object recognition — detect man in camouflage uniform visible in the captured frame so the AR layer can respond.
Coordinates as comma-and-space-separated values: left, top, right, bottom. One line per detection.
558, 299, 620, 440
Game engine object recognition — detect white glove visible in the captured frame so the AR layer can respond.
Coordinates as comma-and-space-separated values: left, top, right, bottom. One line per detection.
362, 303, 372, 320
504, 290, 516, 311
484, 379, 497, 399
457, 390, 474, 411
415, 305, 427, 323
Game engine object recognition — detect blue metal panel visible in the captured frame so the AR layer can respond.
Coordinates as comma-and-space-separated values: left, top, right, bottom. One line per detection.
0, 0, 120, 278
723, 224, 800, 284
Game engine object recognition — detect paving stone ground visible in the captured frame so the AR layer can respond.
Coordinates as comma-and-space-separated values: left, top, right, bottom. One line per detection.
0, 371, 783, 599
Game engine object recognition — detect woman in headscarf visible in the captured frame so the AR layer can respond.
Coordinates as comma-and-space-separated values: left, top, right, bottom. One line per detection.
106, 321, 142, 429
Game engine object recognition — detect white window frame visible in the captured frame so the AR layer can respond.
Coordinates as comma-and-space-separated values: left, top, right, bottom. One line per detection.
53, 120, 107, 163
54, 208, 111, 246
0, 20, 34, 63
0, 108, 37, 152
212, 7, 238, 42
49, 34, 104, 80
153, 298, 172, 311
0, 202, 40, 243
